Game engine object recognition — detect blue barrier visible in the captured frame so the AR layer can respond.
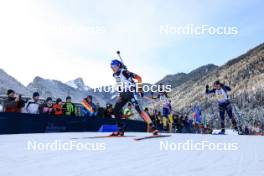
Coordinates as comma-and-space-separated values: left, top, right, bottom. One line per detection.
0, 112, 147, 134
98, 124, 119, 132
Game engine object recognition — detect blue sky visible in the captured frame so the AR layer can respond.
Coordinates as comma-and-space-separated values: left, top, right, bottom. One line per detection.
0, 0, 263, 87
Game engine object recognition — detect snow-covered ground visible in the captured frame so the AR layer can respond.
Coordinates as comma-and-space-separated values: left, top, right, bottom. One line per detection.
1, 131, 264, 176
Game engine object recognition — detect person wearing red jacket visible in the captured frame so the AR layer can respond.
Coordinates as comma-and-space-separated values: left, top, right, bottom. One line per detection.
53, 98, 64, 116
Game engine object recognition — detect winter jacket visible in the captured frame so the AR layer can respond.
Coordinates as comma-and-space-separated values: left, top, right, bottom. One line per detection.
40, 103, 54, 115
53, 104, 64, 116
63, 102, 76, 116
3, 97, 25, 113
123, 108, 134, 119
26, 100, 40, 114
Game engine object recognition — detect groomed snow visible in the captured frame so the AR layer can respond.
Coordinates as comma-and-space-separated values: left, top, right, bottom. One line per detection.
1, 132, 264, 176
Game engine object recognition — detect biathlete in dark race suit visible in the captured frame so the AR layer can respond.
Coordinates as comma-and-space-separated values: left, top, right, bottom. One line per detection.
206, 80, 238, 134
110, 59, 159, 136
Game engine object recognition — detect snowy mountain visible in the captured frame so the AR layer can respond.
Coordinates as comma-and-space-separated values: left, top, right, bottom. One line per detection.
66, 78, 116, 104
0, 68, 31, 96
27, 76, 105, 104
157, 64, 218, 88
167, 43, 264, 126
91, 85, 116, 104
66, 78, 90, 91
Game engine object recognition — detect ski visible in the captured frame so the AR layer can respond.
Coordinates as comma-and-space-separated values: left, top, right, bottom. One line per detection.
88, 135, 136, 139
71, 135, 135, 140
134, 134, 171, 141
212, 133, 226, 135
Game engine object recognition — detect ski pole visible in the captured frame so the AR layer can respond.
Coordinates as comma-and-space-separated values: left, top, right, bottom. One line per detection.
116, 50, 124, 63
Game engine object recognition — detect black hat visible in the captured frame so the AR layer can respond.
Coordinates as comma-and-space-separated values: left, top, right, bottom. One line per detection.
56, 98, 62, 103
87, 95, 92, 99
46, 97, 52, 102
66, 96, 71, 100
33, 92, 40, 98
7, 89, 15, 95
214, 80, 221, 85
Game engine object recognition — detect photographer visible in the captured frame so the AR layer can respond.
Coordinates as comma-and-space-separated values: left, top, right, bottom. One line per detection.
3, 89, 25, 113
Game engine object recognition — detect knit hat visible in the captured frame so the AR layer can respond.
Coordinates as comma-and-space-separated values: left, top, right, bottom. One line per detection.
7, 89, 15, 95
33, 92, 40, 98
56, 98, 62, 104
46, 97, 52, 102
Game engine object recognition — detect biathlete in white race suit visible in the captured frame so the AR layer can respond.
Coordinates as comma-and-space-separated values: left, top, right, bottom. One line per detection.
110, 59, 159, 136
206, 80, 238, 134
151, 84, 171, 119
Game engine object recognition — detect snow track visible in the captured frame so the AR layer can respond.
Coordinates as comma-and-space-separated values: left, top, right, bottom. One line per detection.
0, 132, 263, 176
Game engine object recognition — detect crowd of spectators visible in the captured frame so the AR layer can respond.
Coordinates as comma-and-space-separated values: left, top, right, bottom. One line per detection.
1, 89, 263, 135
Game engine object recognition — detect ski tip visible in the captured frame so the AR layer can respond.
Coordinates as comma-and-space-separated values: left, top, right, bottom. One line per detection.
134, 134, 171, 141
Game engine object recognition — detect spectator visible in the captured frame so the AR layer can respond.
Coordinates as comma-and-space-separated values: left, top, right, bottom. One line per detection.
96, 103, 105, 118
40, 97, 54, 115
168, 113, 174, 133
53, 98, 64, 116
123, 103, 134, 119
244, 125, 250, 135
162, 116, 168, 131
81, 95, 97, 117
25, 92, 41, 114
63, 96, 76, 116
104, 103, 114, 118
175, 115, 184, 133
3, 89, 25, 112
157, 111, 163, 130
151, 109, 159, 127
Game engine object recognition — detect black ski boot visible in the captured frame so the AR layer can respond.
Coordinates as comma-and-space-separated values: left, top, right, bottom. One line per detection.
218, 128, 225, 135
110, 131, 124, 136
149, 123, 159, 135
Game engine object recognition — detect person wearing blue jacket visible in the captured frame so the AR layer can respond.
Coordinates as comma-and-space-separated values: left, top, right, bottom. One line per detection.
206, 80, 238, 134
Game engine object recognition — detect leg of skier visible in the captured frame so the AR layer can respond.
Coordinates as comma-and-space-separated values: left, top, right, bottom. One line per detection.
130, 97, 159, 135
226, 103, 238, 131
219, 105, 226, 134
112, 92, 131, 136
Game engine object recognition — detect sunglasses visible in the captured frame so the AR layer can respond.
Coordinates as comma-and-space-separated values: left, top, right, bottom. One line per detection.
111, 65, 119, 69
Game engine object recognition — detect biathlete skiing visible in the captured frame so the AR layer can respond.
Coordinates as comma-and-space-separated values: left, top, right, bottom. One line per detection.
151, 84, 172, 120
206, 80, 238, 134
110, 58, 159, 136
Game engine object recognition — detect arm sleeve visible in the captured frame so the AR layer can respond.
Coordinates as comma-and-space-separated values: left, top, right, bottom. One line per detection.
223, 85, 231, 91
122, 70, 137, 79
4, 100, 17, 107
123, 70, 142, 83
152, 94, 160, 100
206, 89, 215, 94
